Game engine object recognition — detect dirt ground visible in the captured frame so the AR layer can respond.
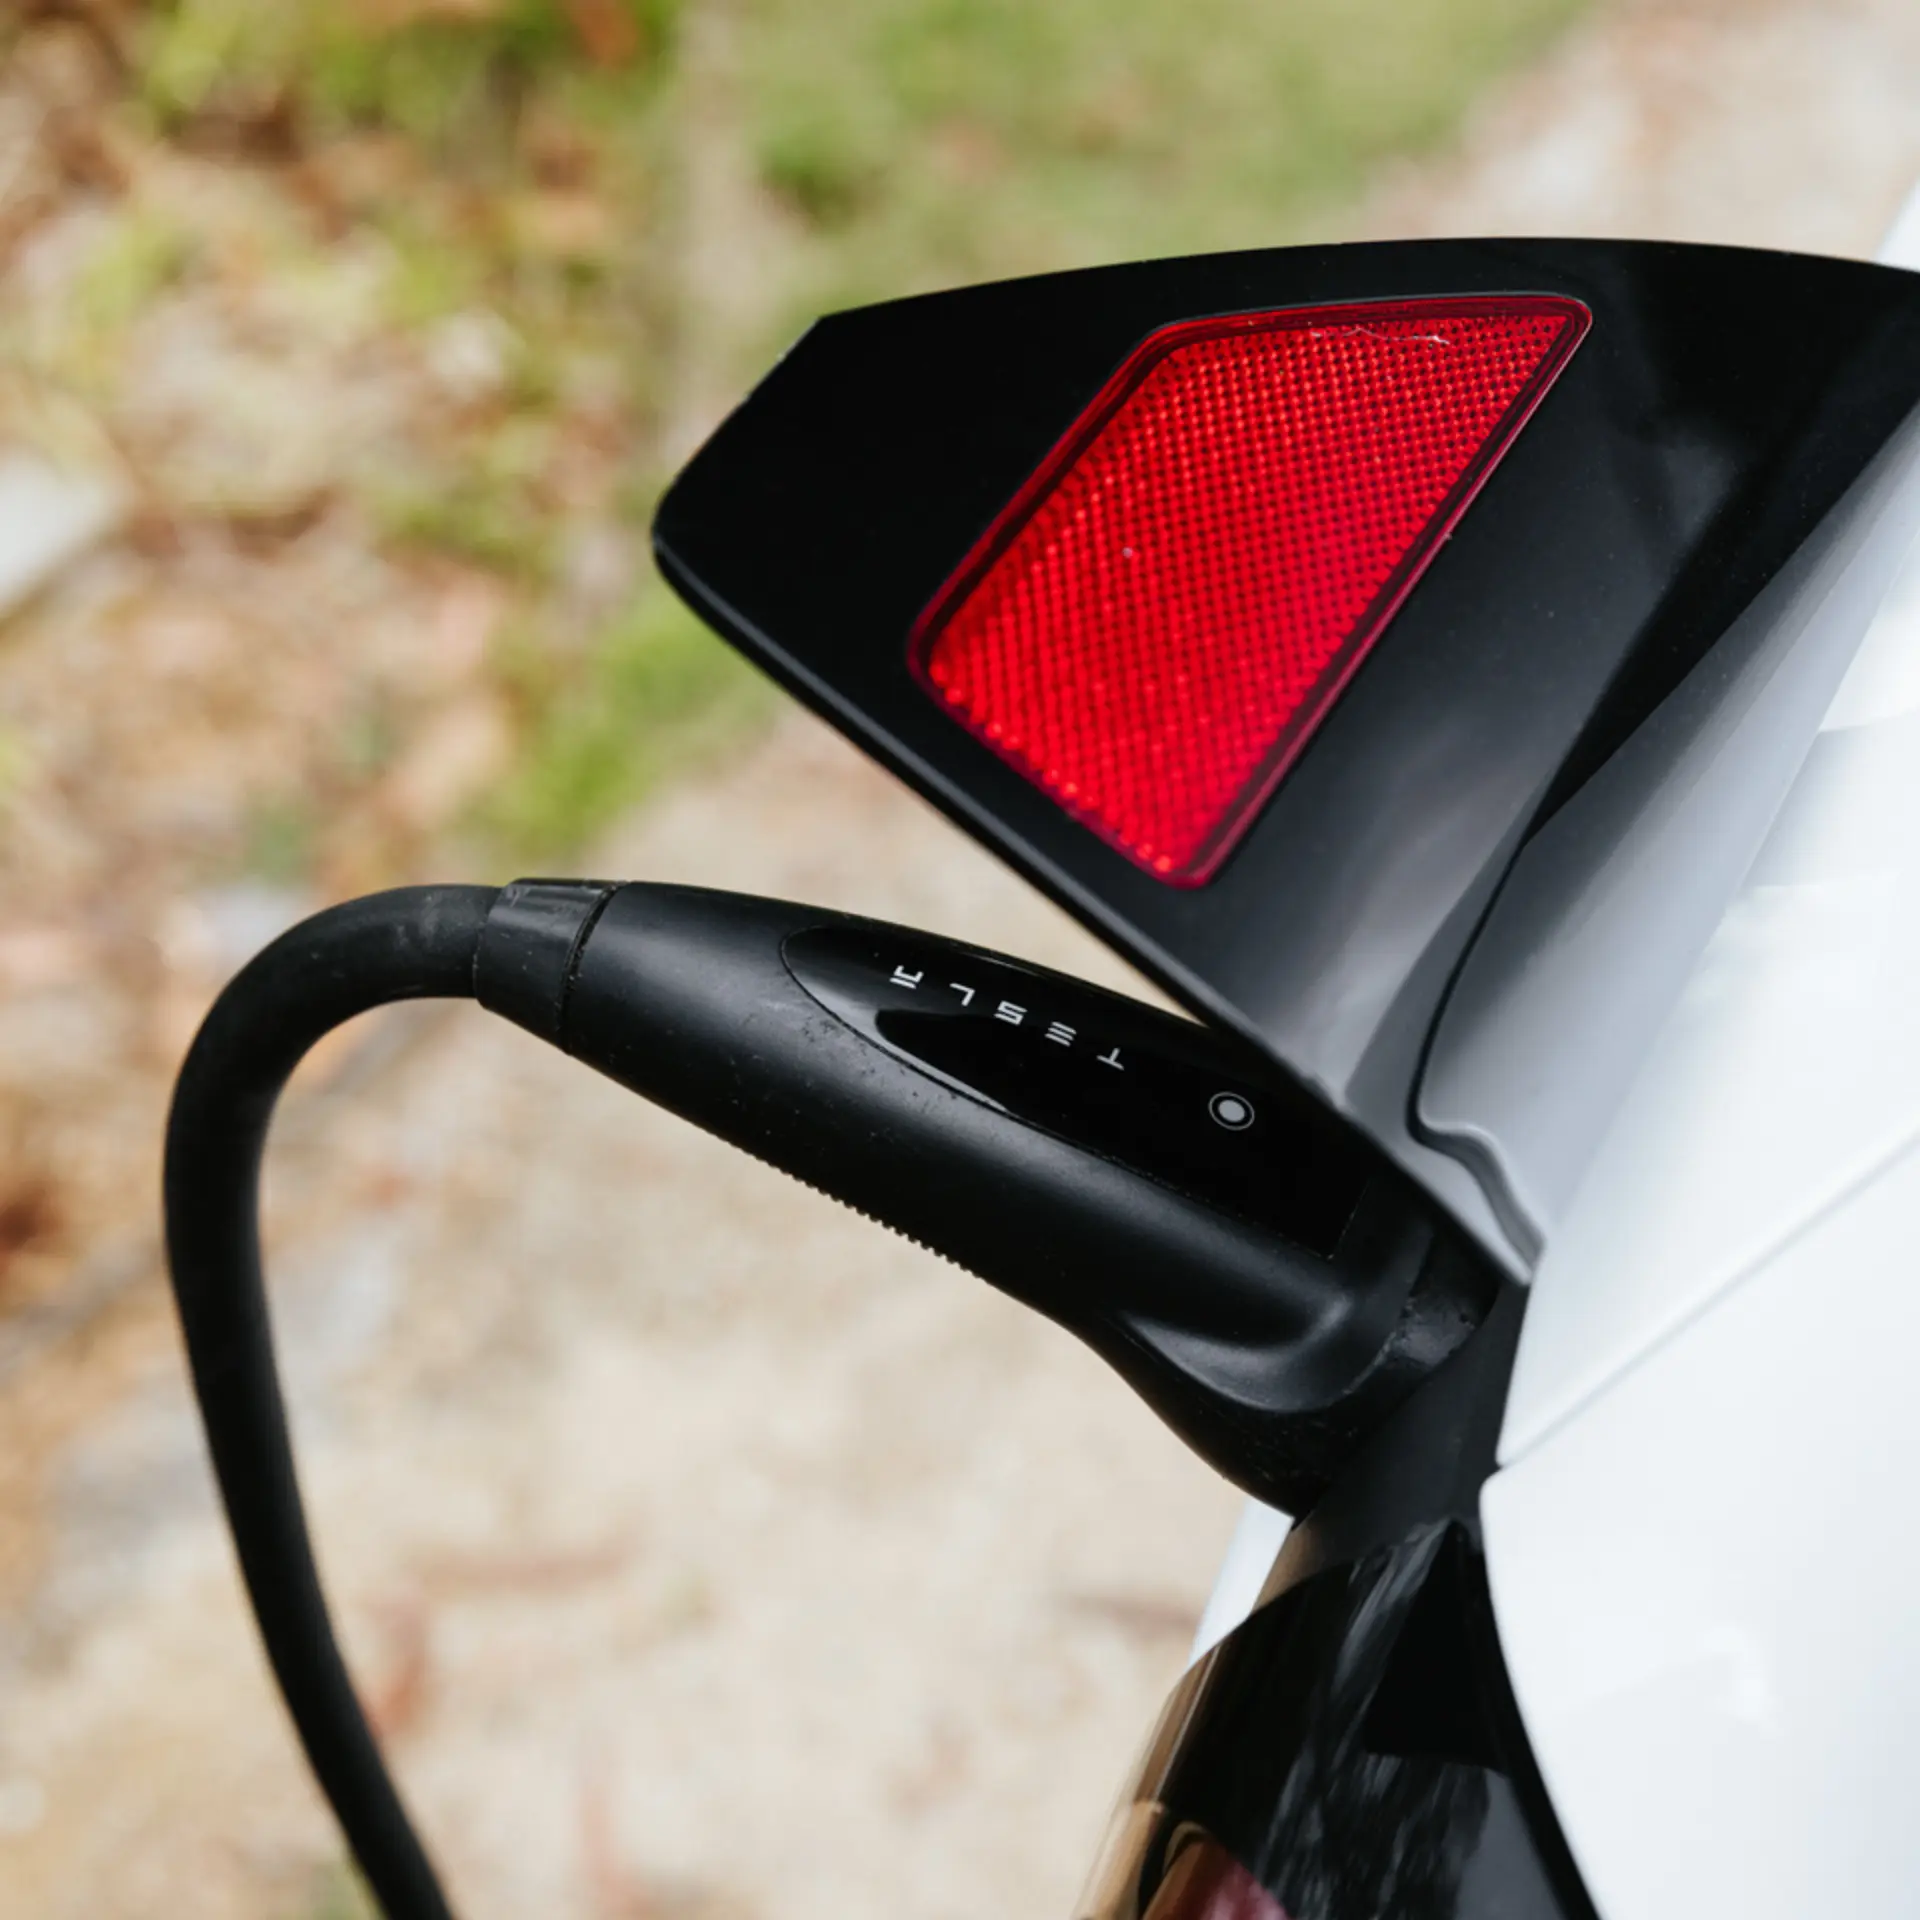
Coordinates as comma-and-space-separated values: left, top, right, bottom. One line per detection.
7, 0, 1920, 1916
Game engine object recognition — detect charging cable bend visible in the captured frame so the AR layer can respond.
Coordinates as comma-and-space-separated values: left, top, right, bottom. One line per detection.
164, 885, 497, 1920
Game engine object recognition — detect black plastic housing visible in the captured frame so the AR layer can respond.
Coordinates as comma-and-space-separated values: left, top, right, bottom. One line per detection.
652, 239, 1920, 1265
480, 881, 1497, 1510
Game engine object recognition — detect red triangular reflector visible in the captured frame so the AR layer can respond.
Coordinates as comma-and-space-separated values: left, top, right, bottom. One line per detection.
914, 297, 1589, 883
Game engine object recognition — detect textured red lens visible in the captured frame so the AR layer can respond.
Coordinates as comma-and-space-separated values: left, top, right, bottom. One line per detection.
913, 296, 1589, 883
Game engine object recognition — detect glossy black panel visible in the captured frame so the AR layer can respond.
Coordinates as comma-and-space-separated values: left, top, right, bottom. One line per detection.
654, 240, 1920, 1256
783, 924, 1372, 1253
1082, 1525, 1595, 1920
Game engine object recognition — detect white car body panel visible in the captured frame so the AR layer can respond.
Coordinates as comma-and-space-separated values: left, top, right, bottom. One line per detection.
1484, 1132, 1920, 1918
1485, 235, 1920, 1909
1416, 409, 1920, 1266
1498, 516, 1920, 1461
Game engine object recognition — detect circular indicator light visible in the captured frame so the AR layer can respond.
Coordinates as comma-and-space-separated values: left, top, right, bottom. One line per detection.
1209, 1092, 1255, 1131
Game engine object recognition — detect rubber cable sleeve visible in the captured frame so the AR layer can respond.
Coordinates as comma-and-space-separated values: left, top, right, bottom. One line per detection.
163, 885, 498, 1920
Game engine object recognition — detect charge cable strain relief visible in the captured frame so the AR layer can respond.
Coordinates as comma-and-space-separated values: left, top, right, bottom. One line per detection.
474, 878, 618, 1043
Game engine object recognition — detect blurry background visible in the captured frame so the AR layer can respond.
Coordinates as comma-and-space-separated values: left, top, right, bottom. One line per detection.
2, 0, 1919, 1915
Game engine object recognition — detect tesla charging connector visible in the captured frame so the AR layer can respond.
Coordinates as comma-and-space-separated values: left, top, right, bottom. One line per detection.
164, 879, 1496, 1920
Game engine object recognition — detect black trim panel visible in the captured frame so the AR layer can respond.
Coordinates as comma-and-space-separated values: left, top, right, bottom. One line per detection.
1086, 1525, 1596, 1920
655, 240, 1920, 1257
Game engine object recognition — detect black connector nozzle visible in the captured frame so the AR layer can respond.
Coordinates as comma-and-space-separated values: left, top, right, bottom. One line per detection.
164, 878, 1502, 1920
477, 880, 1496, 1512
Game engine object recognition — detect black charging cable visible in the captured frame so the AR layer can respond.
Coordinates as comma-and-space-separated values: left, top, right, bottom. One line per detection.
163, 879, 1494, 1919
164, 886, 494, 1920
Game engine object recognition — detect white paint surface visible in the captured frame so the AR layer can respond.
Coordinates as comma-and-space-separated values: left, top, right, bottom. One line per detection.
1188, 1500, 1291, 1663
1485, 1131, 1920, 1920
1499, 496, 1920, 1459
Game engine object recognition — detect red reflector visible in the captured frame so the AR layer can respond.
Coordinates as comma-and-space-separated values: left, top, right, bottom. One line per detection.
913, 296, 1590, 883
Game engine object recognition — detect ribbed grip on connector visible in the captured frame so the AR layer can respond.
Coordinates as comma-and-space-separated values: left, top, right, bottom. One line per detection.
545, 881, 1497, 1511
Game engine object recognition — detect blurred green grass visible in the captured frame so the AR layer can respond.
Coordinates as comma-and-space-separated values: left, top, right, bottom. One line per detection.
123, 0, 1587, 872
141, 0, 681, 151
745, 0, 1585, 311
299, 1857, 373, 1920
488, 586, 771, 855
